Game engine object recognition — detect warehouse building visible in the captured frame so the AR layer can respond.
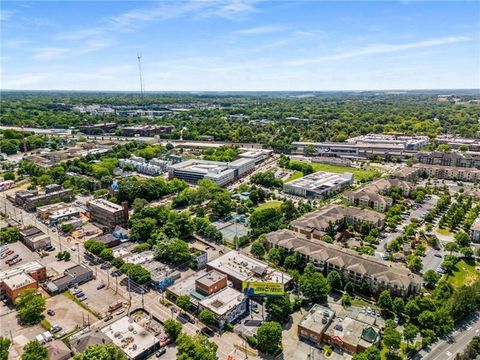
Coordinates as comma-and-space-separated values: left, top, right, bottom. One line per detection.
0, 261, 47, 301
284, 171, 353, 199
46, 264, 93, 294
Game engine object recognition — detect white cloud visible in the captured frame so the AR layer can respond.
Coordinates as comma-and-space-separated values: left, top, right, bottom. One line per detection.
288, 36, 473, 65
0, 9, 15, 22
235, 25, 285, 35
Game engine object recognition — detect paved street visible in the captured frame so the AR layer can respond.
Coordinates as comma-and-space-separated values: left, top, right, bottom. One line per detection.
416, 311, 480, 360
0, 192, 258, 359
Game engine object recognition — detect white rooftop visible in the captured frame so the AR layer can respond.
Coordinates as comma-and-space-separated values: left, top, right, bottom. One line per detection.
207, 250, 291, 284
88, 199, 123, 212
287, 171, 353, 191
101, 316, 159, 359
199, 286, 244, 316
0, 261, 44, 282
3, 273, 35, 290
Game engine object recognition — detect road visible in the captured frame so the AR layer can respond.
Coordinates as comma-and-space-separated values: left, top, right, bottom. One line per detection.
417, 311, 480, 360
0, 192, 256, 359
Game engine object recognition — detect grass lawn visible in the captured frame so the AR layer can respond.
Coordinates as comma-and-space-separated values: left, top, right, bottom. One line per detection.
289, 160, 382, 183
446, 259, 480, 288
255, 200, 283, 210
435, 227, 452, 236
284, 171, 303, 183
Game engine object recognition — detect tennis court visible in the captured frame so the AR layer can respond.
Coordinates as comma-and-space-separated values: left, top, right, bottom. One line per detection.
220, 222, 249, 242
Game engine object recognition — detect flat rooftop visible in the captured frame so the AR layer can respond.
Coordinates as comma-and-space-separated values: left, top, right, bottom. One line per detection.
287, 171, 353, 191
170, 159, 230, 175
299, 304, 335, 334
0, 261, 44, 281
324, 316, 379, 348
101, 316, 159, 359
207, 250, 291, 284
88, 199, 123, 212
167, 270, 207, 299
3, 272, 36, 290
199, 286, 244, 316
196, 270, 226, 288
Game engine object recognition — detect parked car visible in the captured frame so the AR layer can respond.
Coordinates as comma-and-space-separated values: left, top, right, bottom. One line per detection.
54, 330, 66, 339
50, 325, 62, 333
47, 309, 55, 316
178, 313, 195, 324
78, 296, 88, 302
155, 348, 166, 357
116, 309, 125, 315
75, 292, 85, 298
200, 327, 214, 337
97, 283, 106, 290
104, 314, 113, 322
71, 288, 81, 295
434, 253, 443, 258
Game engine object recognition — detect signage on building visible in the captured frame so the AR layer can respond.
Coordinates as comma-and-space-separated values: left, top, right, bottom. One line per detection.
242, 281, 284, 297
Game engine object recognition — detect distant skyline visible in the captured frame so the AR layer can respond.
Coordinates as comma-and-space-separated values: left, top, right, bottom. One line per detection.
1, 1, 479, 91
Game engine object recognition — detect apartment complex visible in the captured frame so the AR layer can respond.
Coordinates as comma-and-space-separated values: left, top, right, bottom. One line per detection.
344, 178, 413, 212
87, 199, 129, 228
12, 187, 73, 211
413, 164, 480, 182
291, 205, 385, 241
284, 172, 353, 199
416, 151, 480, 168
206, 250, 292, 291
298, 304, 380, 353
391, 166, 422, 182
168, 158, 256, 187
266, 229, 421, 297
119, 157, 168, 176
0, 261, 47, 301
470, 215, 480, 243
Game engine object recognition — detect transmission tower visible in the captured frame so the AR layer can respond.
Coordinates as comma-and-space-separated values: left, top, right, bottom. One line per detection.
137, 54, 144, 98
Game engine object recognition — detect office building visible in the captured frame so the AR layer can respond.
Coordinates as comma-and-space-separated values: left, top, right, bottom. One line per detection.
14, 188, 73, 211
195, 271, 228, 296
291, 205, 385, 241
120, 125, 174, 136
346, 134, 429, 150
284, 171, 353, 199
435, 135, 480, 152
87, 199, 129, 228
266, 229, 420, 297
190, 247, 208, 269
238, 149, 273, 164
292, 142, 406, 160
207, 250, 292, 291
0, 261, 47, 301
79, 122, 117, 135
168, 158, 256, 187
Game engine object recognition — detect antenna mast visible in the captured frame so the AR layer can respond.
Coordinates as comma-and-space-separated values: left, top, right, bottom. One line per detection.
137, 54, 144, 98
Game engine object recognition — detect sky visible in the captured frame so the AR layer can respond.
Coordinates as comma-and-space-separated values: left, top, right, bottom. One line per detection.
1, 0, 479, 91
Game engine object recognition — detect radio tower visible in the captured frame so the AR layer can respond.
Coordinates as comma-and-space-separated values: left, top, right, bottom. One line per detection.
137, 54, 144, 98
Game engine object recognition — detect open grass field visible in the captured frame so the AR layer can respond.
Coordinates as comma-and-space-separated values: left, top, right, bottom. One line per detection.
446, 259, 480, 288
288, 160, 382, 183
435, 227, 453, 236
255, 200, 283, 210
284, 171, 303, 182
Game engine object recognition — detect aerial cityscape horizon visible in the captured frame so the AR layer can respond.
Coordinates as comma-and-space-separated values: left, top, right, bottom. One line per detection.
0, 1, 479, 360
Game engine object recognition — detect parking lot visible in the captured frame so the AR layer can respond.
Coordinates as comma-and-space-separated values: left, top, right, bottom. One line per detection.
44, 294, 89, 333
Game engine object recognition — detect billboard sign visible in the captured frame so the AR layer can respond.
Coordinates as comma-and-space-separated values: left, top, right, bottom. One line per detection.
242, 281, 285, 297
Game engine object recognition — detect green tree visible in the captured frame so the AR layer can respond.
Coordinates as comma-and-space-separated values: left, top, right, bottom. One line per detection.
99, 248, 114, 261
326, 270, 342, 290
392, 297, 405, 315
378, 290, 393, 312
257, 321, 282, 355
208, 192, 234, 220
21, 340, 48, 360
84, 239, 105, 255
153, 235, 192, 266
73, 344, 126, 360
352, 346, 381, 360
199, 309, 216, 326
176, 295, 191, 312
250, 240, 265, 258
0, 336, 11, 360
403, 323, 419, 344
15, 289, 46, 325
267, 248, 285, 266
299, 264, 330, 304
404, 299, 420, 319
383, 326, 401, 353
163, 319, 182, 341
119, 263, 151, 285
176, 333, 218, 360
423, 269, 440, 289
406, 255, 423, 273
266, 295, 292, 323
341, 294, 352, 307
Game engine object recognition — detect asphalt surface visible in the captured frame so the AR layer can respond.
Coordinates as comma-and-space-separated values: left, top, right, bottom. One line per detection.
416, 311, 480, 360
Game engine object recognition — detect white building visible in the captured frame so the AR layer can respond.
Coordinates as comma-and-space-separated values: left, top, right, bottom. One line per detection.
168, 158, 255, 187
470, 216, 480, 243
198, 286, 247, 328
284, 171, 353, 198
